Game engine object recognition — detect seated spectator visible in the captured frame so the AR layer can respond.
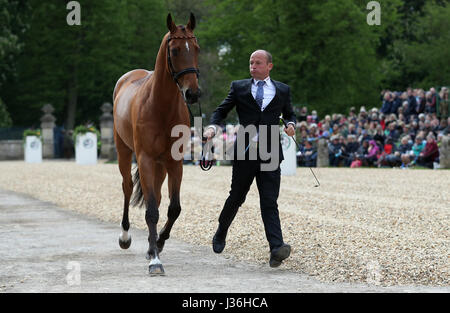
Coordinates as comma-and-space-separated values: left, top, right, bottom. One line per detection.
303, 139, 317, 167
343, 134, 359, 166
376, 137, 395, 167
356, 140, 369, 165
417, 133, 439, 168
373, 124, 385, 146
350, 154, 363, 168
384, 121, 399, 141
401, 135, 425, 167
363, 139, 380, 166
328, 135, 344, 167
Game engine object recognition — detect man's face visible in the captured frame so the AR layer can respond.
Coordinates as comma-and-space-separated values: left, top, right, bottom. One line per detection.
249, 51, 273, 80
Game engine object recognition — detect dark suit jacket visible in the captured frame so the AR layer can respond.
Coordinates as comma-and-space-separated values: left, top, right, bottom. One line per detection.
210, 78, 296, 163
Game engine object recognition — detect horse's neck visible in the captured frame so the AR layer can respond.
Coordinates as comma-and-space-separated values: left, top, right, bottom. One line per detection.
145, 40, 181, 106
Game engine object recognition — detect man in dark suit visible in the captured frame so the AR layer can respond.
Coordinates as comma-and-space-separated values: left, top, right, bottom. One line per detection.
203, 50, 296, 267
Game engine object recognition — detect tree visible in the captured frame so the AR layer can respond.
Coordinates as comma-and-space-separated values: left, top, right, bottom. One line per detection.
389, 1, 450, 89
198, 0, 398, 118
3, 0, 166, 128
0, 0, 30, 126
0, 98, 12, 127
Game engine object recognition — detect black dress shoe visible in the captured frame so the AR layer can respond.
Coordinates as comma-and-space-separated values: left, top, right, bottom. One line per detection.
212, 226, 227, 254
269, 244, 291, 268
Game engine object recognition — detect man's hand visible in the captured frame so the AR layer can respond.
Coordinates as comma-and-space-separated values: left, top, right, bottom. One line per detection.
284, 124, 295, 137
203, 127, 215, 141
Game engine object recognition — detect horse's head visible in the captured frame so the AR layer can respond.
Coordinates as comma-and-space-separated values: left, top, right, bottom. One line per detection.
166, 13, 201, 105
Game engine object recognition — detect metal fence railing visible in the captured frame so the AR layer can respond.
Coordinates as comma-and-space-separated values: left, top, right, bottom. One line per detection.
0, 127, 28, 140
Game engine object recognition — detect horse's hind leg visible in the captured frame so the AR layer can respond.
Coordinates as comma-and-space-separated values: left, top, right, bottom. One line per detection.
157, 160, 182, 253
115, 131, 133, 249
138, 155, 166, 275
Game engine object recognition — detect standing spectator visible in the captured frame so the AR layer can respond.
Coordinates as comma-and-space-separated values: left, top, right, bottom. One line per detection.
381, 91, 392, 114
437, 87, 449, 121
311, 110, 319, 124
407, 87, 418, 117
425, 91, 436, 114
297, 106, 308, 123
416, 89, 426, 114
392, 92, 402, 115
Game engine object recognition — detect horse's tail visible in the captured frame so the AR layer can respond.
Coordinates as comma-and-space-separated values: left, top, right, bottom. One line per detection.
130, 165, 146, 208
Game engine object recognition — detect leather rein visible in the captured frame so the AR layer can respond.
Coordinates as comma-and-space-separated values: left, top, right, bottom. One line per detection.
166, 35, 212, 171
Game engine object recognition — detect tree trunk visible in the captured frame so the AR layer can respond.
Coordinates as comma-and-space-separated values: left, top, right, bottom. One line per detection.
66, 66, 77, 130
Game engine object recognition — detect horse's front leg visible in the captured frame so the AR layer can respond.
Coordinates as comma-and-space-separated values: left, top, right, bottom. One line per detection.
145, 195, 165, 275
157, 161, 182, 253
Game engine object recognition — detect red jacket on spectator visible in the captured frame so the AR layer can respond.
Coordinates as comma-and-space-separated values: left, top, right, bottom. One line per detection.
420, 140, 439, 162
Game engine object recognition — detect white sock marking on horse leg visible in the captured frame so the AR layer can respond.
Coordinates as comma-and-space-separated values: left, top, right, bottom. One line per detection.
149, 256, 162, 266
119, 224, 129, 241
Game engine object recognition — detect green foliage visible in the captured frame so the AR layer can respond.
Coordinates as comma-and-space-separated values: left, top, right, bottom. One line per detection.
2, 0, 167, 127
391, 1, 450, 89
73, 124, 101, 150
0, 0, 30, 88
22, 128, 41, 140
198, 0, 396, 118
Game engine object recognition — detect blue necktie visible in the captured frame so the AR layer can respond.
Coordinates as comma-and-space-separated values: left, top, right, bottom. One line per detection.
255, 80, 265, 108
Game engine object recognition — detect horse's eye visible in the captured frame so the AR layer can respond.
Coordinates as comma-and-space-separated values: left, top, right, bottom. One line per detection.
171, 48, 178, 57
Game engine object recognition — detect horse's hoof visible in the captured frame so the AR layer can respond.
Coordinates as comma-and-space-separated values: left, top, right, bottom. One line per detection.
149, 264, 165, 276
119, 236, 132, 249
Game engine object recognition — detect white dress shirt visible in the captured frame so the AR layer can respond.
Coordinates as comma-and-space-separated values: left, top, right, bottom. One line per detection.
251, 76, 276, 111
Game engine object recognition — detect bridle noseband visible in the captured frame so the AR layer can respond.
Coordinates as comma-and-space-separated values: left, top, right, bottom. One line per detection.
166, 35, 200, 86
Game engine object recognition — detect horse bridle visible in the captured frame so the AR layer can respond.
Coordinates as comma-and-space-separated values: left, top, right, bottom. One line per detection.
167, 35, 212, 171
166, 35, 200, 87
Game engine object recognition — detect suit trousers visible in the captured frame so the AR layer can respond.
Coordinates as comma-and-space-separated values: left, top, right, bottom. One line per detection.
218, 160, 283, 251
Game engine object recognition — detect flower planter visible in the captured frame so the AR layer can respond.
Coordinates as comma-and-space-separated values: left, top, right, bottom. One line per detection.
24, 136, 42, 163
75, 132, 97, 165
280, 127, 297, 176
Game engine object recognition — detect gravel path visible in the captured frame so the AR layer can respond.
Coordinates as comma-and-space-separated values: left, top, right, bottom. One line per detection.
1, 188, 447, 293
0, 160, 448, 288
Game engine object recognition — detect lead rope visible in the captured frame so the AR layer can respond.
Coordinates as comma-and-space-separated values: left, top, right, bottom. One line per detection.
186, 101, 213, 171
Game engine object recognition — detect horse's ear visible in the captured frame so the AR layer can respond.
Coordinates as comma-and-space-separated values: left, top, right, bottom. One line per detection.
167, 13, 177, 33
186, 12, 196, 31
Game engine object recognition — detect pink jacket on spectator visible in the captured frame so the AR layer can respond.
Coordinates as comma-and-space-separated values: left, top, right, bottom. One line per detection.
367, 140, 380, 158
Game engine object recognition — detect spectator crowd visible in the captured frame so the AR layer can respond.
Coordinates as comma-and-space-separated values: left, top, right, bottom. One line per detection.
295, 86, 449, 169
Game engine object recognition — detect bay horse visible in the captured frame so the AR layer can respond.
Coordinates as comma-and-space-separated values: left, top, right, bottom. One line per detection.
112, 13, 200, 275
